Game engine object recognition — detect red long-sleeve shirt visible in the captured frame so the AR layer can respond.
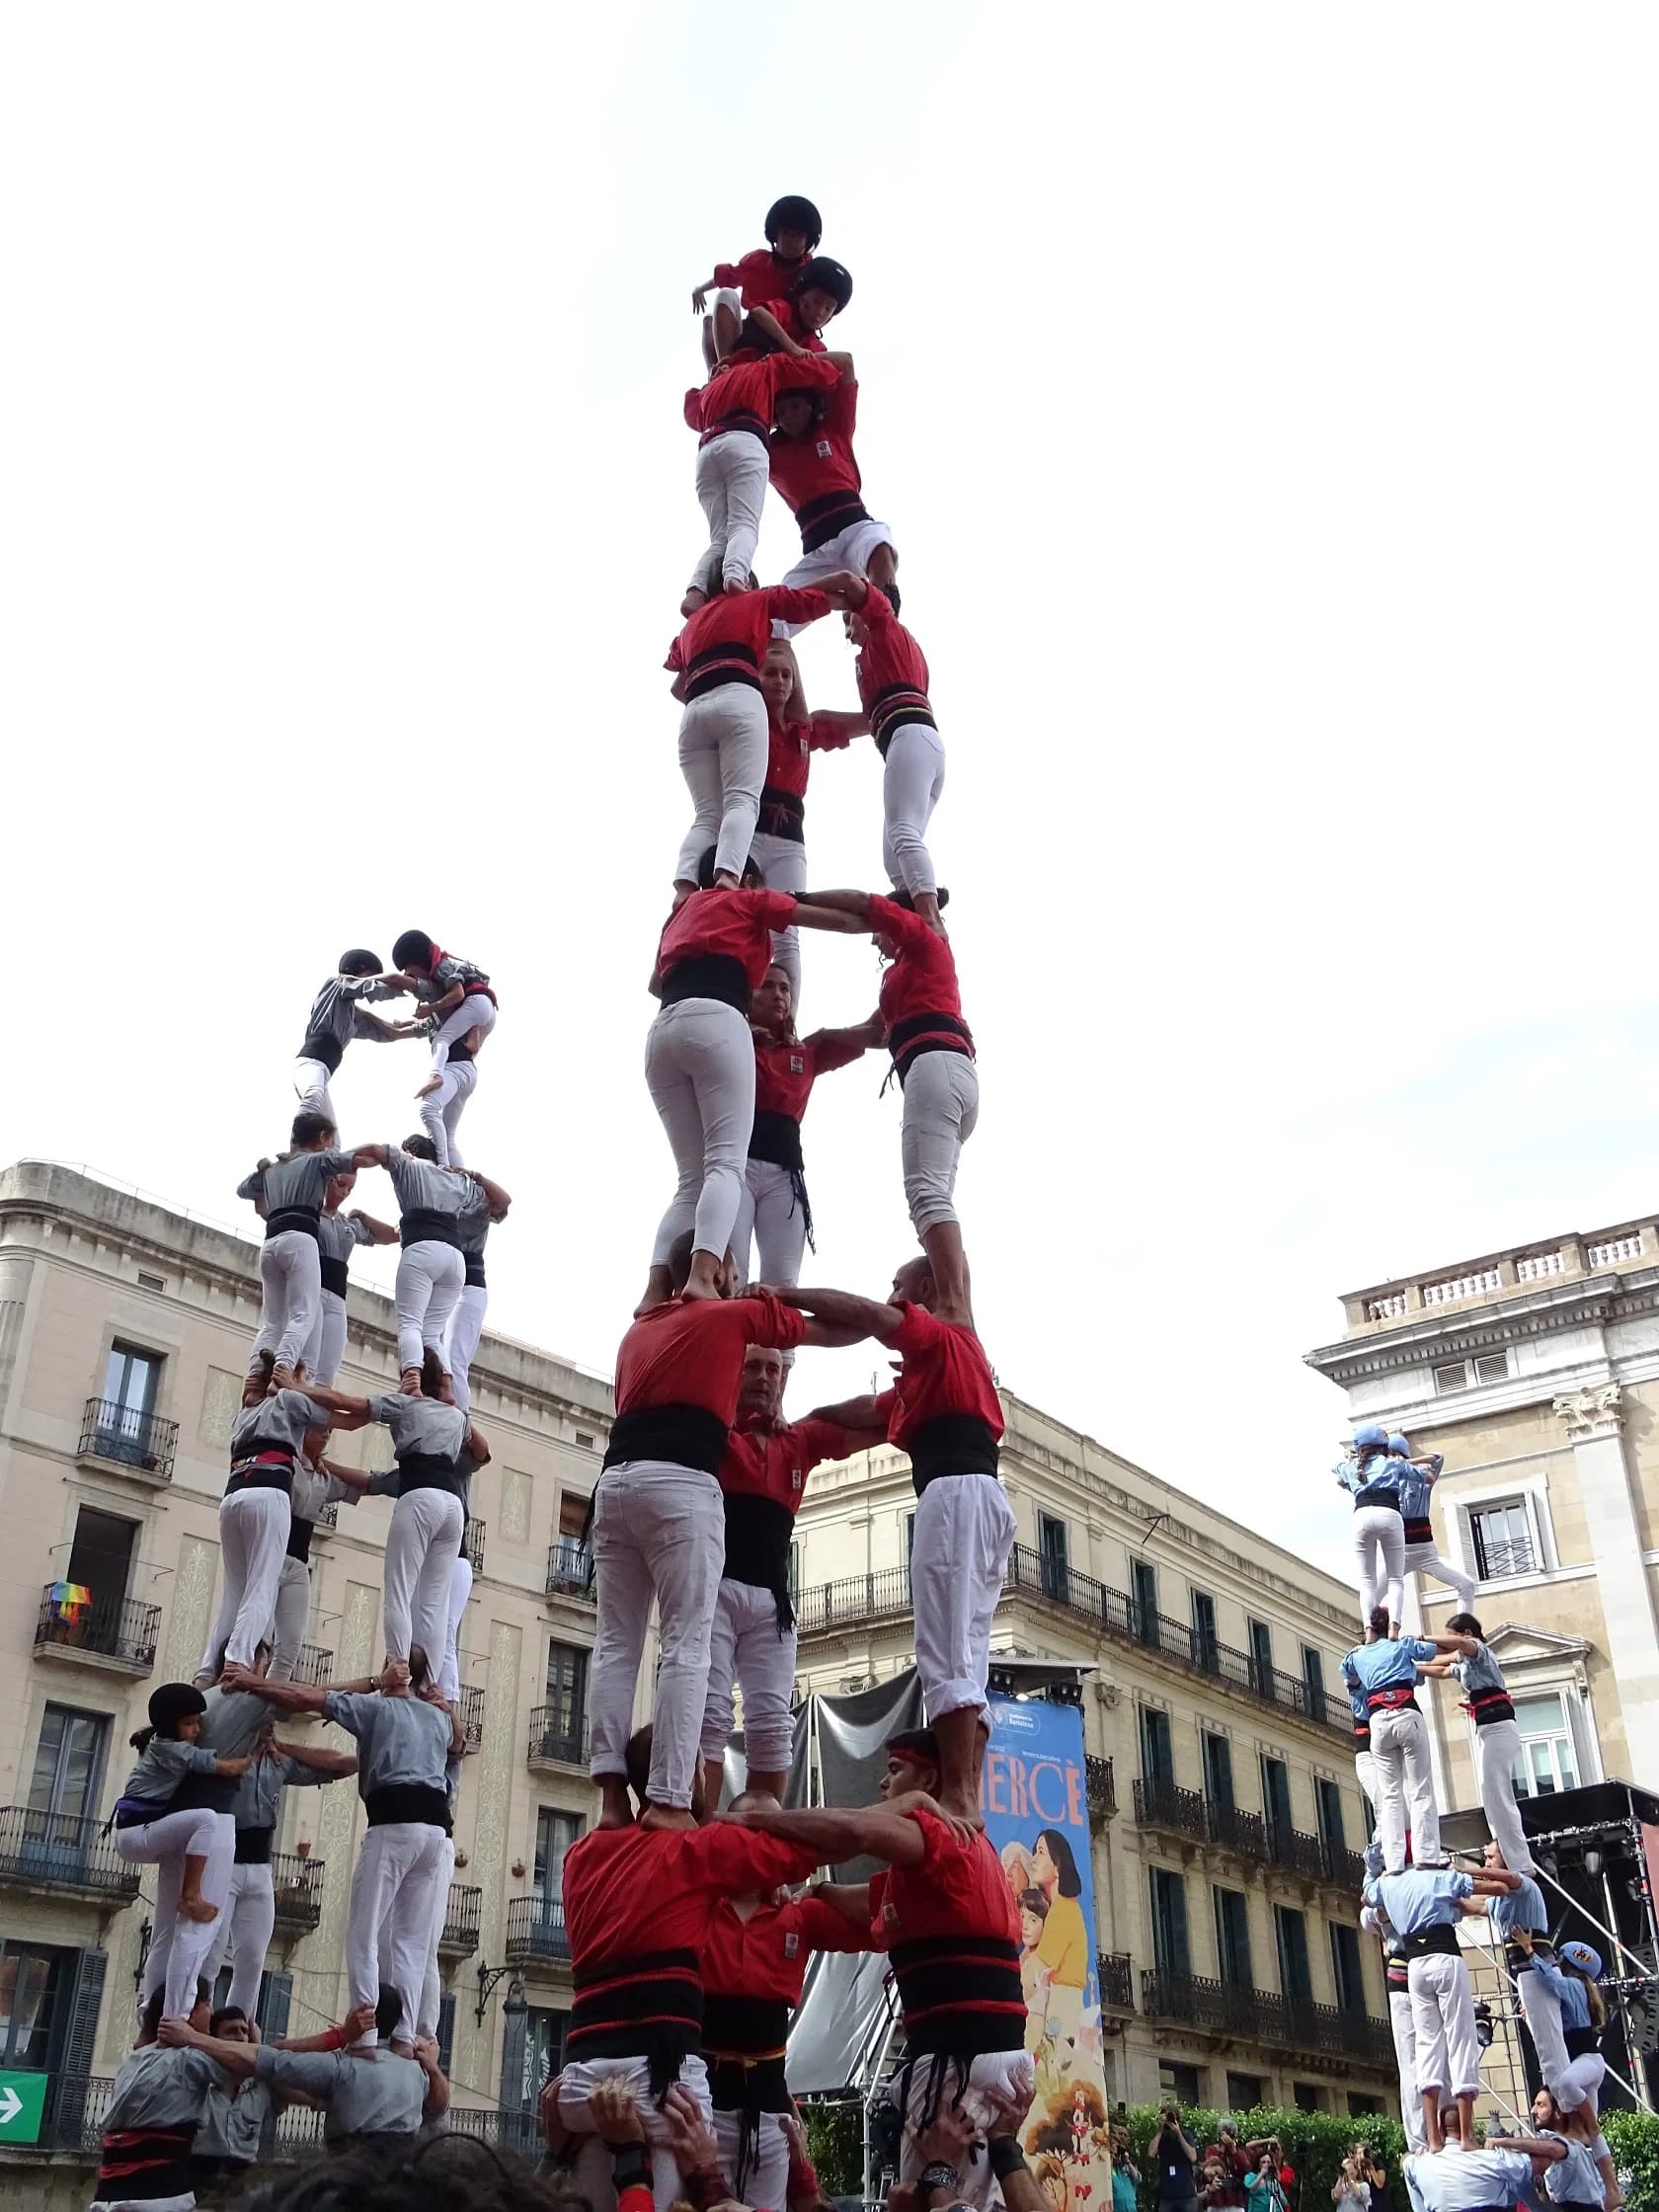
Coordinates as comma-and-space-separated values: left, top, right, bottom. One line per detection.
751, 1029, 866, 1124
655, 888, 798, 995
693, 351, 839, 445
712, 247, 812, 309
769, 376, 864, 547
873, 1303, 1003, 1450
563, 1823, 819, 1972
718, 1412, 866, 1508
668, 588, 831, 700
854, 588, 932, 749
873, 895, 972, 1075
612, 1294, 807, 1424
702, 1891, 869, 2004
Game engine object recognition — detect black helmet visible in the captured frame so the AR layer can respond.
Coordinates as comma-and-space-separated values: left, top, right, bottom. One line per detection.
148, 1683, 207, 1734
792, 255, 852, 311
765, 196, 823, 251
339, 948, 381, 977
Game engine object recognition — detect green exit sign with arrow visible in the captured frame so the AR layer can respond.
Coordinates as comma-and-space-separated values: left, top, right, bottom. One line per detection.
0, 2072, 47, 2144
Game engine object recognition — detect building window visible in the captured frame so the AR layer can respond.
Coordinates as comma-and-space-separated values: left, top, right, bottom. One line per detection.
1275, 1905, 1312, 2004
64, 1507, 139, 1608
1131, 1558, 1159, 1644
1226, 2072, 1265, 2110
1149, 1866, 1191, 1979
1348, 2093, 1383, 2117
28, 1706, 110, 1838
1511, 1693, 1579, 1797
436, 1992, 456, 2075
0, 1944, 71, 2068
575, 1432, 594, 1451
1202, 1733, 1234, 1814
905, 1513, 915, 1563
1249, 1620, 1274, 1698
1191, 1591, 1220, 1676
1140, 1706, 1174, 1785
1315, 1777, 1346, 1856
1039, 1514, 1069, 1602
1260, 1756, 1293, 1845
514, 2005, 568, 2117
1159, 2062, 1204, 2105
1214, 1887, 1252, 1988
1330, 1922, 1365, 2013
541, 1646, 589, 1758
533, 1810, 581, 1913
1302, 1646, 1326, 1708
1469, 1500, 1537, 1581
1294, 2083, 1325, 2113
1434, 1352, 1510, 1394
101, 1343, 163, 1433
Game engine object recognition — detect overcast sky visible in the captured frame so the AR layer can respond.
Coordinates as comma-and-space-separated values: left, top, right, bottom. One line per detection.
6, 4, 1657, 1584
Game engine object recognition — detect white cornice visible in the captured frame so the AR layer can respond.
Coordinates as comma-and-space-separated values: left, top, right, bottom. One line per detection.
1304, 1270, 1658, 1385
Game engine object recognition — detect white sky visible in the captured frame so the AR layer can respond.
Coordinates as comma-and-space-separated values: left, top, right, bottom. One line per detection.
6, 4, 1658, 1586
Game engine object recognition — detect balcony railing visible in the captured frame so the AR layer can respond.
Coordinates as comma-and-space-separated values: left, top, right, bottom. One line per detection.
547, 1539, 593, 1600
1097, 1950, 1135, 2011
79, 1395, 178, 1481
1134, 1776, 1209, 1843
440, 1881, 483, 1958
291, 1644, 333, 1688
271, 1851, 324, 1934
315, 1500, 339, 1533
793, 1550, 1354, 1739
527, 1704, 586, 1768
1474, 1536, 1538, 1581
0, 1807, 141, 1899
459, 1685, 486, 1754
35, 1587, 160, 1673
505, 1895, 571, 1967
37, 2075, 337, 2160
1134, 1780, 1362, 1889
465, 1517, 486, 1574
1269, 1821, 1329, 1882
1085, 1755, 1116, 1820
450, 2107, 545, 2157
1140, 1969, 1393, 2066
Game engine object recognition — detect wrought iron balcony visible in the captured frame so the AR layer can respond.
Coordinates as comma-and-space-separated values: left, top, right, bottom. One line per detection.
795, 1564, 913, 1634
291, 1644, 333, 1688
1325, 1842, 1367, 1891
0, 1807, 141, 1900
35, 1587, 160, 1674
459, 1685, 485, 1754
79, 1395, 178, 1481
449, 2107, 545, 2156
465, 1517, 486, 1574
1268, 1821, 1329, 1883
1085, 1754, 1116, 1820
505, 1895, 572, 1968
1097, 1950, 1135, 2011
1140, 1969, 1394, 2065
1208, 1800, 1269, 1859
546, 1538, 593, 1600
1474, 1535, 1538, 1581
271, 1851, 324, 1935
1133, 1779, 1358, 1891
1134, 1775, 1211, 1844
439, 1881, 483, 1959
527, 1704, 586, 1769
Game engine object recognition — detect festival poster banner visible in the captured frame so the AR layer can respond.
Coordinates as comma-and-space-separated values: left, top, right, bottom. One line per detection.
984, 1697, 1113, 2212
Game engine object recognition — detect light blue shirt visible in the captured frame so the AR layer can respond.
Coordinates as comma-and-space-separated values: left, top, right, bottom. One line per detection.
1388, 1451, 1443, 1522
1335, 1451, 1403, 1506
1344, 1637, 1439, 1698
1405, 2149, 1532, 2212
1363, 1867, 1472, 1936
1526, 1953, 1591, 2029
1489, 1876, 1546, 1942
1452, 1639, 1509, 1697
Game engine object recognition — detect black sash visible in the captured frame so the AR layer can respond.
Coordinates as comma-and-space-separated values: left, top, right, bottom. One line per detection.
868, 680, 937, 758
97, 2125, 198, 2201
1403, 1516, 1434, 1545
446, 1039, 474, 1064
889, 1009, 975, 1083
890, 1933, 1025, 2057
722, 1493, 797, 1630
265, 1206, 322, 1242
401, 1209, 462, 1250
568, 1947, 703, 2096
1365, 1685, 1420, 1715
1468, 1687, 1517, 1726
756, 784, 807, 841
464, 1254, 487, 1290
798, 490, 870, 553
365, 1782, 451, 1831
604, 1403, 729, 1478
1565, 2023, 1600, 2060
706, 409, 768, 443
660, 953, 750, 1013
228, 1449, 295, 1496
299, 1032, 344, 1073
1353, 1478, 1402, 1512
909, 1415, 1001, 1493
319, 1256, 350, 1298
1399, 1923, 1461, 1959
683, 641, 762, 702
168, 1771, 238, 1815
397, 1451, 466, 1499
749, 1108, 805, 1171
235, 1825, 276, 1866
285, 1516, 315, 1563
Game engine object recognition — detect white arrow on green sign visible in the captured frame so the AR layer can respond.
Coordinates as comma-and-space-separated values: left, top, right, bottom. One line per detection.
0, 2073, 47, 2144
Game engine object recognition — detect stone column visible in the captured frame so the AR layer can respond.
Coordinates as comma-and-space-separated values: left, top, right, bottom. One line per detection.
1552, 1384, 1659, 1779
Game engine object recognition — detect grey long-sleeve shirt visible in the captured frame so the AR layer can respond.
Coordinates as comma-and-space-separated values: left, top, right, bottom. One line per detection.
253, 2047, 426, 2143
367, 1394, 473, 1464
299, 973, 400, 1061
196, 2077, 273, 2162
229, 1391, 321, 1465
230, 1748, 338, 1835
322, 1691, 452, 1798
318, 1211, 372, 1268
118, 1737, 218, 1807
237, 1147, 358, 1214
381, 1146, 472, 1227
104, 2043, 228, 2132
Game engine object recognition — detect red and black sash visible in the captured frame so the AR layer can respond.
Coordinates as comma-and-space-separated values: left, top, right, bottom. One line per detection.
1465, 1686, 1517, 1727
97, 2123, 197, 2200
568, 1946, 703, 2095
890, 1932, 1025, 2057
1365, 1684, 1419, 1715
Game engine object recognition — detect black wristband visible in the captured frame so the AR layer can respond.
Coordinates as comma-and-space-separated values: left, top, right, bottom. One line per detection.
989, 2137, 1027, 2181
610, 2142, 651, 2191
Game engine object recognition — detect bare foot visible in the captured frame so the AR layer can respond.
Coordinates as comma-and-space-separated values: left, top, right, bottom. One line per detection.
399, 1368, 423, 1396
722, 574, 753, 594
680, 1278, 723, 1303
179, 1895, 219, 1925
680, 587, 709, 617
639, 1804, 697, 1833
272, 1365, 296, 1392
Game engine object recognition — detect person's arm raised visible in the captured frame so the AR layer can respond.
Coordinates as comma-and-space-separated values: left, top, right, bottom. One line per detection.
807, 1392, 888, 1435
156, 2019, 261, 2079
746, 302, 807, 356
778, 1285, 908, 1347
726, 1799, 928, 1866
222, 1671, 333, 1715
347, 1209, 400, 1246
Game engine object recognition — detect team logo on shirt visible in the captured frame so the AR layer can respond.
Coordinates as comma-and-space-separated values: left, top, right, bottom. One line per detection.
815, 438, 832, 458
881, 1897, 899, 1930
789, 1053, 805, 1073
784, 1932, 800, 1959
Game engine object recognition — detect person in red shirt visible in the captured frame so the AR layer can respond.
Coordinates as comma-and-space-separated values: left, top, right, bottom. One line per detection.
555, 1725, 820, 2210
796, 887, 978, 1317
689, 195, 824, 369
697, 1347, 872, 1805
732, 961, 879, 1296
770, 356, 902, 609
748, 638, 861, 1002
699, 1787, 870, 2206
727, 1728, 1034, 2207
685, 349, 841, 609
593, 1240, 871, 1820
666, 577, 863, 895
642, 862, 867, 1311
777, 1262, 1012, 1821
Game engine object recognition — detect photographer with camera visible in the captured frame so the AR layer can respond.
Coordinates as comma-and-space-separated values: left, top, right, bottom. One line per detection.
1151, 2103, 1200, 2212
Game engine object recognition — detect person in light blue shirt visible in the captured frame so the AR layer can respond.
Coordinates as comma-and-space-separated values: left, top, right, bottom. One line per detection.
1386, 1433, 1475, 1611
1406, 2136, 1566, 2212
1520, 1941, 1608, 2118
1344, 1616, 1465, 1871
1528, 2087, 1618, 2210
1335, 1423, 1407, 1632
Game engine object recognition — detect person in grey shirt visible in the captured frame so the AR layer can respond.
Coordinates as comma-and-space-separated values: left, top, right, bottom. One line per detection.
354, 1135, 487, 1388
163, 1985, 448, 2153
195, 1386, 333, 1690
188, 2007, 273, 2197
386, 928, 500, 1169
301, 1169, 399, 1389
237, 1115, 377, 1390
91, 1988, 230, 2211
293, 951, 410, 1126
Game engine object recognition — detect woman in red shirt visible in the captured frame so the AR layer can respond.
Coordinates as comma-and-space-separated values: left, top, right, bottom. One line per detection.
643, 857, 863, 1306
733, 961, 879, 1298
750, 639, 861, 1004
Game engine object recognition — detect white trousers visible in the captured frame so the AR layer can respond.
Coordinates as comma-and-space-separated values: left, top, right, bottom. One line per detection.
378, 1835, 449, 2040
1516, 1963, 1572, 2098
902, 1050, 980, 1238
732, 1157, 808, 1297
137, 1811, 236, 2021
393, 1241, 464, 1374
691, 431, 768, 592
198, 1487, 292, 1678
780, 514, 896, 595
250, 1230, 322, 1373
292, 1058, 337, 1123
645, 997, 755, 1268
445, 1284, 488, 1414
1556, 2052, 1607, 2115
559, 2055, 713, 2212
747, 830, 809, 1002
1471, 1719, 1537, 1873
675, 683, 769, 887
430, 992, 497, 1072
591, 1461, 726, 1809
911, 1472, 1016, 1720
438, 1554, 472, 1705
268, 1552, 311, 1684
699, 1576, 798, 1771
345, 1821, 451, 2047
420, 1061, 478, 1170
301, 1288, 349, 1389
1371, 1706, 1439, 1872
1356, 1748, 1378, 1808
882, 722, 946, 900
1401, 1540, 1476, 1611
383, 1487, 465, 1667
713, 2106, 790, 2212
206, 1858, 276, 2018
895, 2048, 1036, 2211
1408, 1952, 1480, 2097
1388, 1989, 1426, 2153
1354, 1506, 1406, 1627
